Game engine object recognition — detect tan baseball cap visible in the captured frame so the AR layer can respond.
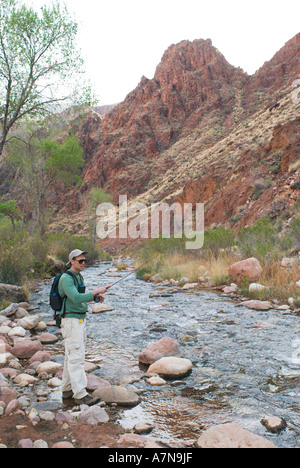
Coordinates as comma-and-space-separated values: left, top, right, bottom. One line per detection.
66, 249, 88, 265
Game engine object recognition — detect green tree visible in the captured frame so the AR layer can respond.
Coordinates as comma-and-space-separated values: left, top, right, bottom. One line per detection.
8, 127, 84, 236
0, 0, 93, 155
0, 199, 20, 229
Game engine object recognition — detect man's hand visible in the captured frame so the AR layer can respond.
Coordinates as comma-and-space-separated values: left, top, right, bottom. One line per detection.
92, 286, 111, 296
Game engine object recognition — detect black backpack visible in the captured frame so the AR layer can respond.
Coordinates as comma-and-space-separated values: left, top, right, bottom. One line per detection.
49, 270, 82, 327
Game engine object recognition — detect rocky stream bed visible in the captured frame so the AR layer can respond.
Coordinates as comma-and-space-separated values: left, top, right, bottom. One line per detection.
1, 260, 300, 448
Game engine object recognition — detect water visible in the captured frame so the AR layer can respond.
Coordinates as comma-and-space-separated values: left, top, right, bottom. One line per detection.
32, 262, 300, 448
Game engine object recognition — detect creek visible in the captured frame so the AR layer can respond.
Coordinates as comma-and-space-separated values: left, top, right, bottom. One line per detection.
31, 261, 300, 448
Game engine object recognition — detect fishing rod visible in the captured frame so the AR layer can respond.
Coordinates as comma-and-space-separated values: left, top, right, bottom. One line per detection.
94, 269, 137, 302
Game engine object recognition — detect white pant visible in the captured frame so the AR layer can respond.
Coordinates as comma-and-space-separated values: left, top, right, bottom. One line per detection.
61, 318, 88, 399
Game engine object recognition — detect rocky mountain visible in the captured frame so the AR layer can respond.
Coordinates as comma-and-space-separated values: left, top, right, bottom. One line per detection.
1, 33, 300, 244
60, 33, 299, 243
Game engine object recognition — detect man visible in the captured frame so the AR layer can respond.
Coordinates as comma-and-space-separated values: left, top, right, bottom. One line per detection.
58, 249, 110, 406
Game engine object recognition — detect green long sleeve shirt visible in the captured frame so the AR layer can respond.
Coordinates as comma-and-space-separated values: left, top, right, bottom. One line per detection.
58, 271, 93, 319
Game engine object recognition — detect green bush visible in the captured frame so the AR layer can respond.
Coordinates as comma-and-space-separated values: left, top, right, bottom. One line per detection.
236, 218, 291, 265
202, 227, 236, 257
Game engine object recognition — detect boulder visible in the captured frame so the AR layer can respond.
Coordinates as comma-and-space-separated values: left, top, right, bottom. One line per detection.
11, 339, 43, 359
92, 385, 140, 407
147, 356, 193, 379
229, 257, 263, 284
139, 337, 181, 365
196, 423, 277, 448
17, 314, 40, 330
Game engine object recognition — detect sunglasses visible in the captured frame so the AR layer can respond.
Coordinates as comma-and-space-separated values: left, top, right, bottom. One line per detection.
74, 258, 87, 264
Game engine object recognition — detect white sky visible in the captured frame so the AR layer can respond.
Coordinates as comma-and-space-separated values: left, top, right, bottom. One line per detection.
25, 0, 300, 105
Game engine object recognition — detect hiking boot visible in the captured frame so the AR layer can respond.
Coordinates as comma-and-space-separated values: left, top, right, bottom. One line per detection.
62, 390, 74, 399
74, 394, 100, 406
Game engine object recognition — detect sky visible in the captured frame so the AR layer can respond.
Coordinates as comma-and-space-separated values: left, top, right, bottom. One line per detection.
26, 0, 300, 105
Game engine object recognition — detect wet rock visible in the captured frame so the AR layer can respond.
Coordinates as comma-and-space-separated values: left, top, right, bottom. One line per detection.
196, 423, 277, 448
146, 376, 167, 386
78, 405, 109, 425
134, 422, 154, 434
236, 300, 272, 310
92, 385, 140, 407
86, 374, 110, 391
139, 337, 181, 365
261, 416, 287, 433
92, 304, 114, 313
147, 356, 193, 379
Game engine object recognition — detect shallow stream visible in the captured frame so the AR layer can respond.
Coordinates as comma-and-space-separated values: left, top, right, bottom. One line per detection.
31, 261, 300, 448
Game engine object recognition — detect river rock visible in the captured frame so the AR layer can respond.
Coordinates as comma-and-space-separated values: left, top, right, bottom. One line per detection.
0, 388, 19, 405
78, 405, 109, 425
38, 332, 58, 344
92, 385, 140, 407
17, 314, 40, 330
36, 361, 62, 375
92, 304, 114, 314
196, 423, 277, 448
13, 373, 38, 386
4, 399, 19, 415
261, 416, 287, 433
11, 339, 43, 359
147, 357, 193, 379
229, 257, 263, 284
8, 326, 26, 337
139, 337, 181, 365
236, 300, 272, 310
29, 351, 52, 364
86, 374, 110, 391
